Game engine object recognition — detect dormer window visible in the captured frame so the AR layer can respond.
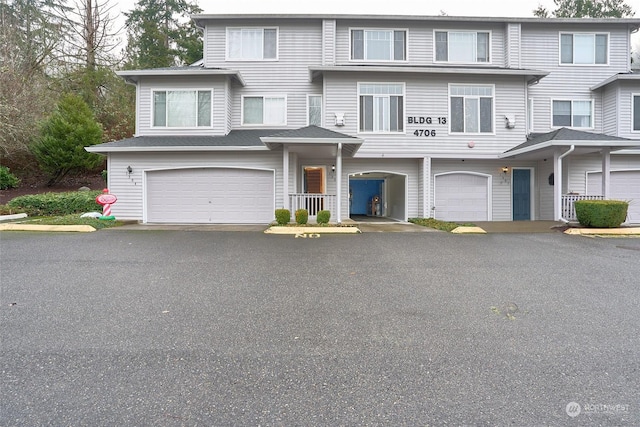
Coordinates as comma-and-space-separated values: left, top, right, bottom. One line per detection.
227, 27, 278, 60
435, 31, 490, 63
351, 29, 406, 61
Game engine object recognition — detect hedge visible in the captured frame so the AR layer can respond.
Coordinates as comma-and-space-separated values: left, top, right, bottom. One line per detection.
574, 199, 628, 228
7, 191, 102, 216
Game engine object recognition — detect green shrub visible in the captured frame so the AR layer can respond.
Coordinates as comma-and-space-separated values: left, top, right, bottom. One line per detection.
295, 209, 308, 225
275, 208, 291, 225
0, 166, 20, 190
0, 204, 24, 215
7, 191, 102, 216
574, 200, 628, 228
317, 210, 331, 224
101, 169, 108, 183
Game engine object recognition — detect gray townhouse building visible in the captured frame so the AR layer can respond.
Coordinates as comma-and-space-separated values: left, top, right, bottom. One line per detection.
87, 13, 640, 224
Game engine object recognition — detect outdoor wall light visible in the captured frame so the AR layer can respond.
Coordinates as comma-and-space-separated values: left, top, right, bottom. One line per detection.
127, 165, 133, 174
501, 166, 509, 174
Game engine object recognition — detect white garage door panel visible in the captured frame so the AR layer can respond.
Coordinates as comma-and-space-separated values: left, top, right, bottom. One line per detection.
435, 174, 489, 221
147, 168, 274, 223
587, 170, 640, 224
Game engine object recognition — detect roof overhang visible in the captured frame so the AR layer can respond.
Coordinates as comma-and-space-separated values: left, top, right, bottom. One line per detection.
309, 65, 548, 85
86, 145, 268, 154
500, 140, 640, 160
116, 68, 246, 86
591, 73, 640, 91
261, 136, 363, 157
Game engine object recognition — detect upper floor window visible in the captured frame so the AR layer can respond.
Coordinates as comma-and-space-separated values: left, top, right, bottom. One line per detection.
227, 28, 277, 60
632, 94, 640, 132
307, 95, 322, 126
435, 31, 490, 63
153, 90, 211, 128
449, 85, 494, 134
552, 100, 592, 128
358, 83, 404, 133
242, 95, 286, 125
560, 33, 608, 65
351, 29, 406, 61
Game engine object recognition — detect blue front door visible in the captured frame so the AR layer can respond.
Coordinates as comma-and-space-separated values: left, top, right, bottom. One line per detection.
512, 169, 531, 221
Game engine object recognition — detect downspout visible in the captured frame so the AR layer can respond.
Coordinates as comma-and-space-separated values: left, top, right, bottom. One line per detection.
556, 145, 575, 223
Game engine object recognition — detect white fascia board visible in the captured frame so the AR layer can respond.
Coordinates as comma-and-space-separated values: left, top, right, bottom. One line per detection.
116, 69, 246, 86
261, 137, 363, 145
591, 74, 640, 91
85, 146, 269, 154
499, 140, 640, 158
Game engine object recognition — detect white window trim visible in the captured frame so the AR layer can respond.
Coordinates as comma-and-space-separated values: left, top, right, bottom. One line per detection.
551, 99, 595, 130
356, 82, 406, 135
241, 94, 288, 126
349, 27, 409, 63
151, 88, 214, 129
225, 26, 279, 61
433, 29, 492, 65
306, 94, 323, 127
447, 83, 496, 136
632, 93, 640, 133
558, 31, 609, 66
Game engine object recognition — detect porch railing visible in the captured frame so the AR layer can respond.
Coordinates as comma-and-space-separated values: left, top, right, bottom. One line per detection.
289, 193, 336, 218
561, 194, 604, 221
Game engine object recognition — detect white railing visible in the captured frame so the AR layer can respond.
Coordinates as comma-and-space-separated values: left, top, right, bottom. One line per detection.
289, 193, 336, 218
562, 194, 604, 221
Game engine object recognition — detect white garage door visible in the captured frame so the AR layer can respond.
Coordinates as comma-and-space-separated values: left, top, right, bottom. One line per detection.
434, 173, 490, 221
146, 168, 274, 223
587, 170, 640, 224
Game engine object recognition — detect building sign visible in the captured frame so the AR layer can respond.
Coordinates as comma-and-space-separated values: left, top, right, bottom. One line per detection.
407, 116, 447, 137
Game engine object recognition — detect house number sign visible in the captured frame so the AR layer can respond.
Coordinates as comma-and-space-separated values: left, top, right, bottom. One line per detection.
408, 116, 447, 137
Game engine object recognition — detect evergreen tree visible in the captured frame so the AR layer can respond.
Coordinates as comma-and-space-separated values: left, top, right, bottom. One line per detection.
124, 0, 203, 69
31, 94, 104, 186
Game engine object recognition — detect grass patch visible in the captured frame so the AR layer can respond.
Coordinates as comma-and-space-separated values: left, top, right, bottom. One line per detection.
409, 217, 475, 232
25, 215, 124, 229
270, 222, 356, 228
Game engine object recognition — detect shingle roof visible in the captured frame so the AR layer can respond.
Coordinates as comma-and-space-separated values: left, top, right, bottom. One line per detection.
266, 125, 359, 139
505, 128, 631, 153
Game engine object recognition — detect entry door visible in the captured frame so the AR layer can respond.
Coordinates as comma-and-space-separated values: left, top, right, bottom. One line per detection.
303, 167, 325, 215
512, 169, 531, 221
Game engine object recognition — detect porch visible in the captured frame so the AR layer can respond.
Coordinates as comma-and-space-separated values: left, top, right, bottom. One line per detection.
561, 194, 605, 222
289, 193, 337, 219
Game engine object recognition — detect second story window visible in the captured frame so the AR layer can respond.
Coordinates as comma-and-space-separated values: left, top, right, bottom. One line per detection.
435, 31, 490, 63
153, 90, 211, 128
633, 94, 640, 132
351, 29, 406, 61
553, 100, 592, 128
560, 33, 608, 65
359, 83, 404, 133
449, 85, 494, 134
227, 28, 277, 60
242, 96, 286, 125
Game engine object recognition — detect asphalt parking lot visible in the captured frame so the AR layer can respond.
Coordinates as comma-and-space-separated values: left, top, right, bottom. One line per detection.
1, 230, 639, 425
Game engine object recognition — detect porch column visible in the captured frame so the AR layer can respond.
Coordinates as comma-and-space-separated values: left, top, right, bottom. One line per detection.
336, 142, 342, 224
283, 145, 289, 210
601, 147, 611, 199
423, 157, 431, 218
554, 149, 562, 221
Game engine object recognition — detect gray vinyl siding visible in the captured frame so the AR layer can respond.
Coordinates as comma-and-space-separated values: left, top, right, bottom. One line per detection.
505, 23, 521, 68
136, 76, 228, 136
522, 23, 630, 133
334, 19, 505, 66
601, 85, 619, 136
324, 72, 527, 156
537, 159, 555, 220
106, 151, 282, 221
617, 82, 640, 139
566, 154, 640, 195
204, 19, 323, 129
322, 19, 336, 65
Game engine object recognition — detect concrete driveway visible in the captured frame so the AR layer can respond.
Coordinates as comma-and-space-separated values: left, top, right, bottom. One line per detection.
1, 231, 638, 425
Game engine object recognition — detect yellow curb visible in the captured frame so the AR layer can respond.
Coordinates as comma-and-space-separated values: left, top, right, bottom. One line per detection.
451, 226, 487, 234
0, 224, 96, 232
264, 226, 361, 234
564, 227, 640, 235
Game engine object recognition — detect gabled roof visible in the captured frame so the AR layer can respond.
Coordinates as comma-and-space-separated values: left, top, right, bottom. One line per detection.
261, 125, 362, 156
265, 125, 360, 140
116, 66, 245, 86
501, 128, 639, 159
